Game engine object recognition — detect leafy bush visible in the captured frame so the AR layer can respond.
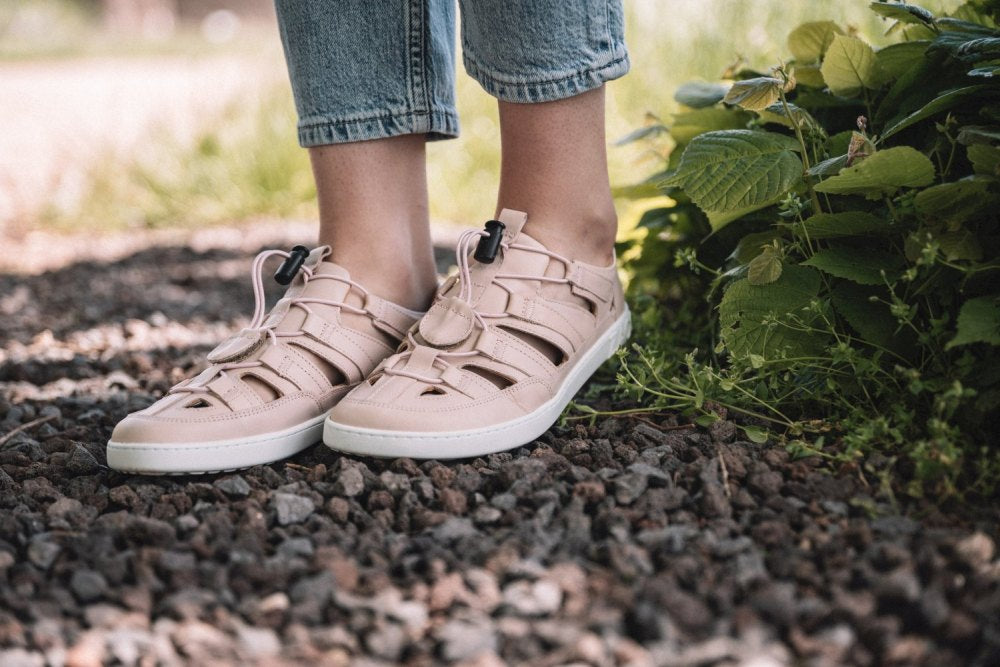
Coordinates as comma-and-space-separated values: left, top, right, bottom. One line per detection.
612, 1, 1000, 499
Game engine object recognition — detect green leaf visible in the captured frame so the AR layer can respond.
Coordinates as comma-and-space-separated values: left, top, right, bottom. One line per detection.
814, 146, 936, 198
875, 41, 930, 80
831, 283, 896, 348
740, 425, 770, 443
793, 64, 826, 88
670, 107, 753, 145
969, 63, 1000, 77
802, 246, 903, 284
947, 4, 998, 29
795, 211, 889, 239
635, 207, 672, 230
612, 180, 667, 200
747, 247, 783, 285
968, 144, 1000, 176
947, 296, 1000, 348
881, 85, 996, 139
955, 37, 1000, 61
674, 81, 730, 109
719, 265, 825, 360
915, 176, 1000, 224
694, 413, 720, 427
821, 34, 885, 97
758, 103, 823, 133
807, 154, 849, 177
724, 77, 784, 111
731, 230, 784, 264
936, 229, 984, 261
957, 125, 1000, 145
614, 124, 667, 146
668, 130, 803, 214
825, 131, 854, 156
788, 21, 845, 63
870, 2, 936, 26
706, 199, 782, 231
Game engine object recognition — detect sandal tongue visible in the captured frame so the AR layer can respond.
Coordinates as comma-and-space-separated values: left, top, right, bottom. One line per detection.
418, 295, 475, 347
473, 230, 552, 313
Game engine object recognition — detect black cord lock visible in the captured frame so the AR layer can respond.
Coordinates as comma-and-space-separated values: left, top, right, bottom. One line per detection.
473, 220, 505, 264
274, 245, 310, 285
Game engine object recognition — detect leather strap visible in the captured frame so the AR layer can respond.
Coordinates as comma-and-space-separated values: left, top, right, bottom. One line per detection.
503, 292, 585, 353
286, 335, 364, 385
258, 344, 327, 395
204, 372, 260, 412
568, 261, 614, 305
364, 293, 419, 340
300, 312, 385, 370
474, 325, 558, 376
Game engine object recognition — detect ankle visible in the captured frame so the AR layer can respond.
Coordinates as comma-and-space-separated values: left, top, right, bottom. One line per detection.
517, 206, 618, 267
332, 253, 437, 312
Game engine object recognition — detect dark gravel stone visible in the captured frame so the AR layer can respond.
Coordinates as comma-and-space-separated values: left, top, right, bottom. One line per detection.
0, 239, 996, 665
26, 535, 61, 570
66, 443, 101, 475
613, 471, 648, 505
747, 464, 783, 497
334, 465, 365, 497
272, 493, 315, 525
70, 569, 108, 602
213, 475, 251, 498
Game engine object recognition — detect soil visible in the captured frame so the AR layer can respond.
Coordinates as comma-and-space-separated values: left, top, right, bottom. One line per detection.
1, 239, 998, 666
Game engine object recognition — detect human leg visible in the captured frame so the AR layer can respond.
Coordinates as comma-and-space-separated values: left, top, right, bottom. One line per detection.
310, 136, 437, 312
322, 0, 632, 458
106, 0, 461, 473
495, 87, 617, 267
275, 0, 461, 312
460, 0, 628, 266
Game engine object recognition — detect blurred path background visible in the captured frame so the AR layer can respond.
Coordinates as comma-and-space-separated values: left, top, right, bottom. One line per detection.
0, 0, 916, 273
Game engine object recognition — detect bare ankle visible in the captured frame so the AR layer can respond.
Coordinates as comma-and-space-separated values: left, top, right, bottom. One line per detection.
517, 207, 617, 267
334, 256, 436, 312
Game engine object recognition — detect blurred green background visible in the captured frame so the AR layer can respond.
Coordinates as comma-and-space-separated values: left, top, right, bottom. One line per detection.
0, 0, 964, 237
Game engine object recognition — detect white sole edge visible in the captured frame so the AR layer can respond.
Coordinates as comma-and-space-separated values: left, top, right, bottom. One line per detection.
106, 414, 326, 475
322, 306, 632, 460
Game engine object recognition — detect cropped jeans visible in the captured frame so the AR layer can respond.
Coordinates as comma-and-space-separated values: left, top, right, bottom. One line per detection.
273, 0, 630, 146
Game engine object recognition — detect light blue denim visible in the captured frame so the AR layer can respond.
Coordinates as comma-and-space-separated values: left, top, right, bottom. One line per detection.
273, 0, 630, 147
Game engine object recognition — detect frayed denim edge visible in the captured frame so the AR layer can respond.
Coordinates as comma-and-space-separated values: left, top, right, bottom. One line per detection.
462, 51, 631, 103
297, 107, 461, 147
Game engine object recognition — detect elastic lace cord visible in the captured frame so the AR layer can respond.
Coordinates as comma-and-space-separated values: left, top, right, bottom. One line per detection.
170, 249, 372, 396
381, 227, 574, 386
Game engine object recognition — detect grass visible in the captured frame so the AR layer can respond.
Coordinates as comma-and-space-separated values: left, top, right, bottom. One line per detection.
30, 0, 972, 233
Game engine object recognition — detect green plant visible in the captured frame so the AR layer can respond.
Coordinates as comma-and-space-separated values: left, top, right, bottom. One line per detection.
606, 0, 1000, 499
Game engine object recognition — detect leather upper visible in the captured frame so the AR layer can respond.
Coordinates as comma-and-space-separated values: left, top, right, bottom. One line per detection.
327, 208, 626, 432
111, 246, 424, 445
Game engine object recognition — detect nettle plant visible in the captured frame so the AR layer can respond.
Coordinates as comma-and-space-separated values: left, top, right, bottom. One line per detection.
612, 1, 1000, 498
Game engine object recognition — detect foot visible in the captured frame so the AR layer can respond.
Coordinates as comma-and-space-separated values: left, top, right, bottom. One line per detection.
106, 245, 426, 474
322, 208, 632, 460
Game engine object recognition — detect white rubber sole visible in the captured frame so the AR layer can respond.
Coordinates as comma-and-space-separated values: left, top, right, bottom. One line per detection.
322, 306, 632, 460
106, 414, 326, 475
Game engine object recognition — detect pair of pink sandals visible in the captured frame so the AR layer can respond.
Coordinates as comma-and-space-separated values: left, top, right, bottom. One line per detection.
106, 209, 632, 474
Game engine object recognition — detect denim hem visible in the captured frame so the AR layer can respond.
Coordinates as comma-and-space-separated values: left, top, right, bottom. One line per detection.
296, 107, 461, 147
462, 50, 631, 103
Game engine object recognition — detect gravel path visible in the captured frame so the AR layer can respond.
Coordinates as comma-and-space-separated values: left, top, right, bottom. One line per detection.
1, 240, 999, 666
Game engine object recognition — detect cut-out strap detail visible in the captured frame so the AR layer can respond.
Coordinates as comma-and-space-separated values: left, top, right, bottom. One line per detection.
382, 227, 578, 387
171, 247, 379, 399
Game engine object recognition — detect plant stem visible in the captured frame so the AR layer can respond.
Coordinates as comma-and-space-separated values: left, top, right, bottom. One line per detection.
779, 88, 824, 215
